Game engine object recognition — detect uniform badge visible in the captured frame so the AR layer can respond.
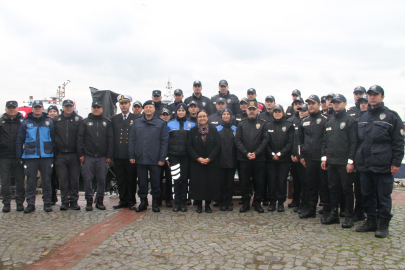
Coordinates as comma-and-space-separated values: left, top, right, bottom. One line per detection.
187, 123, 191, 128
75, 116, 79, 121
303, 122, 310, 126
45, 121, 50, 126
202, 102, 206, 106
379, 113, 386, 120
282, 126, 286, 132
316, 118, 321, 124
130, 120, 133, 125
88, 122, 93, 126
57, 118, 62, 121
268, 130, 274, 132
326, 127, 332, 131
27, 123, 33, 127
400, 129, 404, 136
340, 122, 346, 129
227, 99, 231, 103
236, 118, 241, 121
1, 121, 5, 123
256, 123, 260, 129
102, 121, 107, 127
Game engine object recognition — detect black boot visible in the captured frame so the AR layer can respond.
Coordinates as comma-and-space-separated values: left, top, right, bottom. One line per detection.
180, 199, 187, 212
70, 201, 81, 211
219, 200, 227, 211
226, 198, 233, 211
353, 208, 366, 222
24, 204, 35, 214
355, 216, 378, 232
16, 203, 24, 212
196, 201, 203, 213
277, 201, 285, 212
268, 201, 276, 212
85, 198, 93, 211
205, 201, 212, 213
321, 203, 332, 224
299, 202, 316, 219
240, 200, 250, 213
60, 203, 69, 211
2, 203, 10, 213
254, 201, 264, 213
135, 197, 148, 212
342, 209, 354, 228
113, 201, 128, 209
95, 197, 106, 210
44, 204, 52, 212
375, 218, 390, 238
323, 206, 340, 225
152, 197, 160, 212
173, 202, 180, 212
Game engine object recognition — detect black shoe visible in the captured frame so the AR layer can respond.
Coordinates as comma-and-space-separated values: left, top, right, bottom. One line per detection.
288, 201, 299, 208
254, 202, 264, 213
180, 200, 187, 212
205, 203, 212, 213
2, 203, 10, 213
219, 201, 227, 211
70, 201, 81, 210
165, 200, 173, 208
44, 204, 52, 212
262, 201, 269, 206
24, 204, 35, 214
355, 216, 378, 232
323, 207, 340, 225
135, 198, 148, 212
113, 201, 128, 209
60, 203, 69, 211
299, 202, 316, 219
240, 201, 250, 213
85, 198, 93, 211
95, 197, 106, 210
375, 218, 390, 238
213, 201, 219, 207
342, 216, 354, 228
196, 204, 203, 214
277, 202, 285, 212
186, 199, 192, 205
226, 198, 233, 211
353, 210, 366, 222
152, 197, 160, 212
321, 203, 332, 224
128, 203, 136, 210
173, 203, 180, 212
268, 202, 276, 212
16, 203, 24, 212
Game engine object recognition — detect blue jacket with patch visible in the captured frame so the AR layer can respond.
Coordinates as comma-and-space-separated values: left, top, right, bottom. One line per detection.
16, 112, 55, 159
167, 118, 195, 156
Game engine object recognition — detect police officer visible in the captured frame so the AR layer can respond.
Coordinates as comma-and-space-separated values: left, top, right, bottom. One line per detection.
355, 85, 404, 238
47, 105, 59, 205
235, 100, 268, 213
151, 90, 168, 116
320, 94, 358, 228
129, 100, 169, 213
16, 100, 55, 213
184, 81, 214, 115
77, 101, 114, 211
286, 97, 304, 208
246, 88, 265, 112
53, 99, 83, 211
132, 100, 143, 117
286, 89, 301, 117
235, 98, 249, 126
0, 101, 25, 212
111, 95, 138, 210
259, 95, 275, 122
159, 108, 173, 207
168, 89, 184, 119
187, 100, 199, 124
347, 86, 367, 118
208, 97, 236, 128
321, 96, 327, 115
324, 93, 335, 117
298, 95, 330, 220
211, 79, 241, 115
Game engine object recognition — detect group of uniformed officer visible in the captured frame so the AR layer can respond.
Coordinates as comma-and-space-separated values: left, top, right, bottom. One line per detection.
0, 80, 403, 239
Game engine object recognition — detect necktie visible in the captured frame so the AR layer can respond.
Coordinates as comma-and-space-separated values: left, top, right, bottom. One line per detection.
124, 115, 127, 121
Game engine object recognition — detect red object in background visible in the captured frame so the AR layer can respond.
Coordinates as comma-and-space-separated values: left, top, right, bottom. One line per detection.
18, 106, 32, 118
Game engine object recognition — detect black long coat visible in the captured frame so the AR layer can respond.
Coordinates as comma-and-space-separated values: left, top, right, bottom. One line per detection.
187, 126, 221, 201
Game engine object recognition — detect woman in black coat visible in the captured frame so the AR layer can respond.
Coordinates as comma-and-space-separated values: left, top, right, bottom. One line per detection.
187, 110, 221, 213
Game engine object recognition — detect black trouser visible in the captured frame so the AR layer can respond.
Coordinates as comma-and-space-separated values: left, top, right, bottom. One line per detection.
267, 162, 289, 203
354, 171, 363, 211
220, 168, 236, 202
160, 161, 173, 201
114, 158, 137, 205
360, 172, 393, 220
239, 161, 265, 202
297, 163, 307, 205
82, 155, 108, 199
54, 153, 81, 204
327, 164, 354, 212
306, 159, 330, 204
50, 165, 58, 202
169, 155, 189, 203
25, 158, 53, 205
290, 162, 302, 203
0, 158, 25, 205
137, 164, 161, 198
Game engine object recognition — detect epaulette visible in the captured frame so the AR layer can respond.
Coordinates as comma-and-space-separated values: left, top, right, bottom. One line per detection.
239, 118, 247, 122
321, 114, 328, 119
259, 118, 266, 123
302, 115, 310, 121
103, 117, 112, 122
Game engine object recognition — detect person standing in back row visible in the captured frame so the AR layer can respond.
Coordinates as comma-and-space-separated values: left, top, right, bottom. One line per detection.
211, 79, 241, 115
184, 81, 214, 116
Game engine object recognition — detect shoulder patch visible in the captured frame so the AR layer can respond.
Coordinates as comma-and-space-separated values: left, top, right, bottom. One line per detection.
259, 118, 266, 123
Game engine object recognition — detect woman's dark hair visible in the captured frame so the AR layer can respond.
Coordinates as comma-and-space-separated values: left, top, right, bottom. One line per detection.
197, 109, 208, 117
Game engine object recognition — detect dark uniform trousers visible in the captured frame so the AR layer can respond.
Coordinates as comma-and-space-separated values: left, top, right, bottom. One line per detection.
81, 155, 108, 199
360, 172, 393, 220
137, 164, 161, 198
25, 158, 53, 205
0, 158, 25, 204
297, 163, 307, 205
220, 168, 236, 201
55, 153, 81, 204
290, 162, 302, 203
267, 162, 290, 203
160, 161, 173, 201
114, 158, 137, 204
50, 166, 58, 202
239, 161, 265, 202
169, 155, 189, 203
305, 159, 330, 204
354, 171, 363, 211
327, 164, 354, 211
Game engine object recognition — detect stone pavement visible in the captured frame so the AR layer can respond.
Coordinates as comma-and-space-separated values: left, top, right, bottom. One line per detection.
1, 188, 405, 270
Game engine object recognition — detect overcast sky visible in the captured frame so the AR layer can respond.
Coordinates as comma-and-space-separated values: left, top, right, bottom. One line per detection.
1, 0, 404, 118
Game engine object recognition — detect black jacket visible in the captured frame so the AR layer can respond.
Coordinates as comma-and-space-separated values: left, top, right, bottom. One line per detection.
167, 116, 195, 157
187, 115, 198, 124
321, 110, 358, 165
154, 101, 168, 117
285, 104, 295, 118
111, 113, 139, 159
77, 114, 114, 158
208, 112, 236, 128
53, 111, 83, 154
347, 103, 361, 118
211, 91, 241, 115
168, 101, 182, 119
299, 111, 329, 161
355, 103, 404, 173
0, 113, 23, 158
323, 108, 334, 118
259, 111, 274, 122
216, 122, 237, 168
265, 118, 293, 163
287, 113, 301, 157
128, 114, 168, 164
235, 112, 248, 127
184, 94, 214, 116
235, 117, 268, 162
